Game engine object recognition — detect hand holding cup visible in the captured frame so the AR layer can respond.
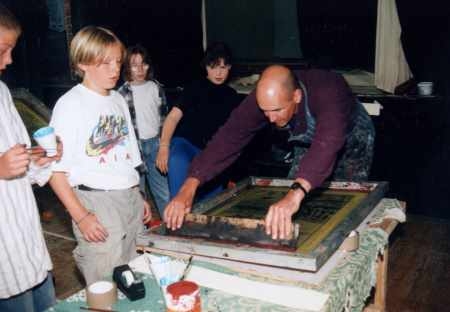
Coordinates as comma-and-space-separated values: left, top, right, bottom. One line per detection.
32, 126, 57, 157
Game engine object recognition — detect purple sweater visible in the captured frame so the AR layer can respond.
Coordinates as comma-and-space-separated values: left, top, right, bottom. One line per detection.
188, 69, 356, 189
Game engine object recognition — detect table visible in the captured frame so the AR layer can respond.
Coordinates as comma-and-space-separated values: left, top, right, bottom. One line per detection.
48, 198, 404, 312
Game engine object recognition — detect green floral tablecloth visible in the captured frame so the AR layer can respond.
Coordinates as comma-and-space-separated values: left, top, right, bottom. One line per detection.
48, 199, 400, 312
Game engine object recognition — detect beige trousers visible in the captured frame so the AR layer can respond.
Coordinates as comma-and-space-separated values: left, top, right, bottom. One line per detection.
72, 187, 144, 286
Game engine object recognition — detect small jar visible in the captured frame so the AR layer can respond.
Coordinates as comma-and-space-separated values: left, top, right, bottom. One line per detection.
165, 280, 201, 312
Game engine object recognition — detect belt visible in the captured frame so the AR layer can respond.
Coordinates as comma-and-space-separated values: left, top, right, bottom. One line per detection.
77, 185, 108, 192
76, 185, 138, 192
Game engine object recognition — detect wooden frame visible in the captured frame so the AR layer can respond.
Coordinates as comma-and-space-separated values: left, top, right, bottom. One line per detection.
146, 177, 388, 272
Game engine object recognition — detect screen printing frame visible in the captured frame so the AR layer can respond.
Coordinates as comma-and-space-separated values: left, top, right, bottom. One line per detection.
145, 177, 388, 272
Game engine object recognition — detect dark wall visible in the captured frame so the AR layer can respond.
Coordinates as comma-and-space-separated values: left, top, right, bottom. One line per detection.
3, 0, 380, 93
0, 0, 49, 96
396, 0, 450, 219
298, 0, 377, 71
71, 0, 204, 88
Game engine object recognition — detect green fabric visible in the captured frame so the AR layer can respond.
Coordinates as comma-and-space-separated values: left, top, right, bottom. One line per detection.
49, 199, 398, 312
319, 228, 388, 312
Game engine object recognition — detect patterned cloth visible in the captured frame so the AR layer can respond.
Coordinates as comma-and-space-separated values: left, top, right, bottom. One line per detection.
48, 199, 398, 312
319, 228, 388, 312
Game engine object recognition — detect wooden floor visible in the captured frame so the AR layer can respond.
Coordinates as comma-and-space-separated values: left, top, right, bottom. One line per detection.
35, 186, 450, 310
386, 215, 450, 312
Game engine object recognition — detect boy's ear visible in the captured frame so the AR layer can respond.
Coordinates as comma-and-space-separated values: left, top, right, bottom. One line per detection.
77, 63, 87, 72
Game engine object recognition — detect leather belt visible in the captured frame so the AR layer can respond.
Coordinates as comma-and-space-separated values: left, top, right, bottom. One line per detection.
77, 185, 107, 192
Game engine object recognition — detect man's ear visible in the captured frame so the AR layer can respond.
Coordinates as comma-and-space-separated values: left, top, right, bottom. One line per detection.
293, 88, 302, 104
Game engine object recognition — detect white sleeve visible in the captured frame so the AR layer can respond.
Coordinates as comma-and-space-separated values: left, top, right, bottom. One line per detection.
28, 161, 52, 186
49, 94, 81, 173
0, 82, 51, 185
153, 83, 162, 106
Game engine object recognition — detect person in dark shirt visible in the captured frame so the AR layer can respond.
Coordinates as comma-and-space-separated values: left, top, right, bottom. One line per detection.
164, 65, 375, 239
156, 42, 239, 203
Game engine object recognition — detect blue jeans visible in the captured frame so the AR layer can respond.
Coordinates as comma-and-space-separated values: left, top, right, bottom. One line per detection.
0, 272, 56, 312
141, 137, 170, 217
168, 137, 223, 201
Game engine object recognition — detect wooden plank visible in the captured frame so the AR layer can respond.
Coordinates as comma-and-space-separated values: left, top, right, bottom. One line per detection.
373, 246, 388, 311
143, 232, 319, 271
365, 202, 405, 312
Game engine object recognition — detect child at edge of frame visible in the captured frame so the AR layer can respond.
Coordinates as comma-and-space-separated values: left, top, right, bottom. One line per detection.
0, 4, 61, 311
48, 25, 152, 286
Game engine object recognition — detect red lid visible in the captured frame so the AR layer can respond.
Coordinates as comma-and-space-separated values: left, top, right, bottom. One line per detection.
166, 281, 199, 300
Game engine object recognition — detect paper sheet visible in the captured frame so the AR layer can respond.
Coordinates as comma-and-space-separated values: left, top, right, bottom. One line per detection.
362, 100, 383, 116
186, 265, 328, 311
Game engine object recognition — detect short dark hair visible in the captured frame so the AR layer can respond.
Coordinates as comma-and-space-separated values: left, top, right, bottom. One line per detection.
122, 44, 153, 82
0, 3, 21, 34
201, 42, 232, 68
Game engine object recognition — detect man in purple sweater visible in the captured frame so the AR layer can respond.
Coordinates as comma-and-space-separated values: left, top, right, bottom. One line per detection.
164, 65, 374, 240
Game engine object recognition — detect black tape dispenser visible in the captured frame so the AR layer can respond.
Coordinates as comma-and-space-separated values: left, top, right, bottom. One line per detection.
113, 264, 145, 301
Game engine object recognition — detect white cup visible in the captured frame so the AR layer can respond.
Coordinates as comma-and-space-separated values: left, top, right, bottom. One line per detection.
33, 126, 57, 156
417, 82, 433, 96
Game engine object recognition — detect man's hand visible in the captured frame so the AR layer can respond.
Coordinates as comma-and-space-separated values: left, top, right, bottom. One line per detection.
77, 212, 108, 242
142, 199, 152, 224
265, 179, 311, 240
0, 144, 30, 179
164, 177, 200, 230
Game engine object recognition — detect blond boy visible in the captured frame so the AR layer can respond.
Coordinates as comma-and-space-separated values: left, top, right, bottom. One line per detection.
49, 26, 151, 285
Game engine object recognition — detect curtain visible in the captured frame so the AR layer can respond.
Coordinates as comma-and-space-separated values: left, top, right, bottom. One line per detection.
375, 0, 412, 93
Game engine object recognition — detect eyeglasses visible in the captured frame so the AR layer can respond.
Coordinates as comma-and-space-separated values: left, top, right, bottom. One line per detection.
130, 63, 149, 71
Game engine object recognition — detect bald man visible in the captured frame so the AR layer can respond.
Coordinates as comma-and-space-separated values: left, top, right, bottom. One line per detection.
164, 65, 374, 239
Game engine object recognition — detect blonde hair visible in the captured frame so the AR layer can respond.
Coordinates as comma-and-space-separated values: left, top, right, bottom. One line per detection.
0, 4, 22, 35
70, 26, 124, 78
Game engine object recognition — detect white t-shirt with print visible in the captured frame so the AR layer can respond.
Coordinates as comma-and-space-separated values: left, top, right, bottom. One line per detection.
50, 84, 142, 189
131, 80, 162, 140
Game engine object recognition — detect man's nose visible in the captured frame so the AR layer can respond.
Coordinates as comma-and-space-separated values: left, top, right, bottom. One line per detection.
266, 112, 277, 123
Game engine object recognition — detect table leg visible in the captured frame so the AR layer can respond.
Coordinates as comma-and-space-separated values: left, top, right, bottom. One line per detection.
364, 245, 388, 312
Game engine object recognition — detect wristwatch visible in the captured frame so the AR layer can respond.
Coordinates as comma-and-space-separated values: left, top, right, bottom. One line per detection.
290, 182, 308, 196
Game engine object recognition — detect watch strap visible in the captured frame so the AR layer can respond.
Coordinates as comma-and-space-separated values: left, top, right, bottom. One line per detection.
290, 182, 308, 196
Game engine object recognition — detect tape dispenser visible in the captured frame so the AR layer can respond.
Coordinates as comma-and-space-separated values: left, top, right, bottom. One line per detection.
113, 264, 145, 301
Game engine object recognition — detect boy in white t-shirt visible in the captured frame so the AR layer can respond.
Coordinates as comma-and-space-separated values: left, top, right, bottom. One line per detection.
49, 26, 151, 285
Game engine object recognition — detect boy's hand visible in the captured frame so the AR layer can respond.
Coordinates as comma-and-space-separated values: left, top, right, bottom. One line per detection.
77, 213, 108, 242
143, 200, 152, 224
0, 144, 30, 179
155, 146, 169, 174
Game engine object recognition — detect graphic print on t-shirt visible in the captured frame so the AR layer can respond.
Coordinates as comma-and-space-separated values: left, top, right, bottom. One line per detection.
86, 115, 129, 157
